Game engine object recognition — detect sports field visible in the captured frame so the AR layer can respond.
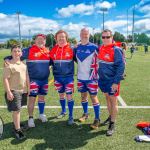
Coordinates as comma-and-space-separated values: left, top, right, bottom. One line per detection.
0, 48, 150, 150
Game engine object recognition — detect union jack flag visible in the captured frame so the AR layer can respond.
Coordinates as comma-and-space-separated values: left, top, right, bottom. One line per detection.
89, 53, 98, 80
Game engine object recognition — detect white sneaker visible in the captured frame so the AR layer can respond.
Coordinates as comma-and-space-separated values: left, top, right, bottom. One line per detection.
28, 118, 35, 128
38, 114, 47, 122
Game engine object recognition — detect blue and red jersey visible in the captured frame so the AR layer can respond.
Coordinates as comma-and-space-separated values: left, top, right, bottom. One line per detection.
50, 43, 74, 78
22, 44, 50, 80
73, 42, 98, 81
98, 44, 125, 84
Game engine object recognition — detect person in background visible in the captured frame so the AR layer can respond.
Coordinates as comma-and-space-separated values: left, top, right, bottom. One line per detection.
130, 45, 135, 59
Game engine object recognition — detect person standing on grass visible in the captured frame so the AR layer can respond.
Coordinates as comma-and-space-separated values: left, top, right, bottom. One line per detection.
3, 45, 30, 140
130, 45, 135, 59
74, 28, 101, 129
4, 34, 51, 128
50, 30, 75, 125
98, 29, 125, 136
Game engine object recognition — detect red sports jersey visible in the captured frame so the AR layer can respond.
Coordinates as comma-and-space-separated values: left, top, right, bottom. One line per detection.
28, 45, 50, 60
50, 44, 73, 60
98, 44, 115, 62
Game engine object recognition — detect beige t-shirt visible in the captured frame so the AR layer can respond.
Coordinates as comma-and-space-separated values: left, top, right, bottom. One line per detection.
3, 61, 28, 93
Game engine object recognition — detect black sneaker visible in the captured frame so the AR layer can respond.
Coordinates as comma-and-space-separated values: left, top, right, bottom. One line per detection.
106, 122, 115, 136
20, 123, 29, 131
101, 116, 111, 126
90, 119, 100, 130
14, 129, 26, 140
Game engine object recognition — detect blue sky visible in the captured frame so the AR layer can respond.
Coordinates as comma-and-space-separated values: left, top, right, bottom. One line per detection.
0, 0, 150, 42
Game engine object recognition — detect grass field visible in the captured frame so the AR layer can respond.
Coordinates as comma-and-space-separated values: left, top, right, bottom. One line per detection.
0, 48, 150, 150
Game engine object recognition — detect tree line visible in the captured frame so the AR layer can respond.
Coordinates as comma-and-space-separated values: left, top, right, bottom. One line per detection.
0, 32, 150, 49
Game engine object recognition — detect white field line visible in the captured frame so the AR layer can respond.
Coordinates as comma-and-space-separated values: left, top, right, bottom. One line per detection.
117, 95, 127, 107
0, 105, 150, 109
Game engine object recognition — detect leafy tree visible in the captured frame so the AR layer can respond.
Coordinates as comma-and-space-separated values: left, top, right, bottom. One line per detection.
113, 32, 125, 42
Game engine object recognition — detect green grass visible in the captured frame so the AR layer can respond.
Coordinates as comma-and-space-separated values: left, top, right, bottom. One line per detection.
1, 109, 150, 150
0, 49, 150, 149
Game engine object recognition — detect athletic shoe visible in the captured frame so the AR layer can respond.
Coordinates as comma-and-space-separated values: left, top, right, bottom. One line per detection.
106, 122, 115, 136
57, 112, 67, 119
101, 116, 111, 126
28, 118, 35, 128
78, 114, 88, 122
14, 129, 26, 140
38, 114, 47, 122
20, 123, 29, 131
90, 119, 100, 130
68, 117, 74, 125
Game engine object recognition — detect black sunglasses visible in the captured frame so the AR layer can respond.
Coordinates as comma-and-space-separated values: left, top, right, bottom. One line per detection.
102, 36, 111, 39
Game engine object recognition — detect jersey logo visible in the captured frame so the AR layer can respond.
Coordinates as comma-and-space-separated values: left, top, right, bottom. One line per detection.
104, 54, 110, 60
85, 49, 91, 54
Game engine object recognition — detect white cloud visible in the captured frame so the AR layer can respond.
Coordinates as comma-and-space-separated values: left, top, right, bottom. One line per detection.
57, 3, 94, 17
57, 1, 116, 18
104, 20, 128, 31
0, 13, 93, 41
0, 13, 59, 38
61, 22, 99, 40
133, 0, 150, 19
95, 1, 116, 10
140, 5, 150, 12
134, 19, 150, 33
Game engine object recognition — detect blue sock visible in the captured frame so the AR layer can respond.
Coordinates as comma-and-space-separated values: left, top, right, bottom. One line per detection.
60, 99, 66, 114
38, 101, 45, 114
93, 103, 100, 120
68, 100, 74, 119
81, 100, 88, 114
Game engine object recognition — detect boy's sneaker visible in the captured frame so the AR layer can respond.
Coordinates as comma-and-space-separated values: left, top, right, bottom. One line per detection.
78, 114, 88, 122
28, 118, 35, 128
57, 112, 67, 119
90, 119, 100, 130
68, 117, 74, 125
38, 114, 47, 122
14, 129, 26, 140
106, 122, 115, 136
101, 116, 111, 126
20, 123, 29, 131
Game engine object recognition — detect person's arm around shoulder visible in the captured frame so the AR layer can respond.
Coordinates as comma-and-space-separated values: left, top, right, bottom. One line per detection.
26, 69, 30, 96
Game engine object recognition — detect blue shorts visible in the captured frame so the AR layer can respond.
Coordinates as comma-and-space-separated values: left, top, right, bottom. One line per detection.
77, 80, 98, 95
29, 79, 48, 97
98, 80, 120, 96
54, 76, 74, 94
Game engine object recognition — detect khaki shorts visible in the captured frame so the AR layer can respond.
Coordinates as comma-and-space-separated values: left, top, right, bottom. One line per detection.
5, 90, 27, 112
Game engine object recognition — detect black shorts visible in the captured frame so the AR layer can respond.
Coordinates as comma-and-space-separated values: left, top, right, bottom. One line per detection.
5, 91, 27, 112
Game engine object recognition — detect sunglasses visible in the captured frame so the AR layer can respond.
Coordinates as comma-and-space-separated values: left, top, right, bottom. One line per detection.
102, 36, 111, 39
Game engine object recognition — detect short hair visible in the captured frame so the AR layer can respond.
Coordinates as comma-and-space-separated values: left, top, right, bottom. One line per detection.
80, 28, 89, 33
102, 29, 113, 36
55, 30, 69, 41
121, 42, 127, 50
11, 44, 21, 51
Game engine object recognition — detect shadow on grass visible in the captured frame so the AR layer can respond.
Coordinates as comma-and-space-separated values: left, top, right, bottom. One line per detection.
1, 118, 106, 149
